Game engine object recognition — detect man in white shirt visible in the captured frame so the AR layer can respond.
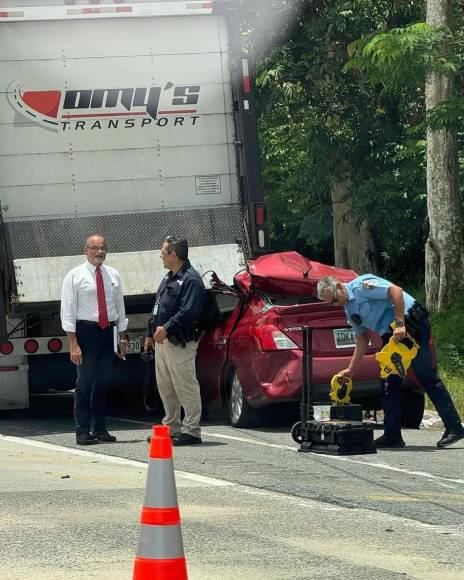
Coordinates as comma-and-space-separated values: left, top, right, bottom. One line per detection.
61, 234, 128, 445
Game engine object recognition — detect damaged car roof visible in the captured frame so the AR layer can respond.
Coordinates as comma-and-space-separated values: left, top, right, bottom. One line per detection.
236, 251, 357, 297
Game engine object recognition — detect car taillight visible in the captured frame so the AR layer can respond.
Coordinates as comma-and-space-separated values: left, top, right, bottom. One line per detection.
252, 325, 298, 351
0, 341, 14, 355
24, 339, 39, 354
48, 338, 63, 353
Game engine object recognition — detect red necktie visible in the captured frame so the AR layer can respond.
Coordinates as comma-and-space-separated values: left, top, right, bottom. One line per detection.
96, 266, 109, 329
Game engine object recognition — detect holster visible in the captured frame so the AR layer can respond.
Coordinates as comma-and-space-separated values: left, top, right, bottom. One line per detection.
192, 326, 203, 342
167, 331, 186, 348
405, 302, 429, 340
167, 326, 201, 347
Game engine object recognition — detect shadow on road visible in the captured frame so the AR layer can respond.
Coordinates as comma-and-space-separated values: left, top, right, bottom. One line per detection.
0, 391, 164, 438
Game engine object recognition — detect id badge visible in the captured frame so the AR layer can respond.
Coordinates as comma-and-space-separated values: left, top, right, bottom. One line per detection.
153, 304, 159, 316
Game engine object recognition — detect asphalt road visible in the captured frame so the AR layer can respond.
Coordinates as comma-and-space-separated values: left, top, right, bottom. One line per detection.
1, 392, 463, 579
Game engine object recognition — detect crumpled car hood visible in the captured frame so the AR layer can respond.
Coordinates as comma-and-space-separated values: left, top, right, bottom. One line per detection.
235, 251, 357, 297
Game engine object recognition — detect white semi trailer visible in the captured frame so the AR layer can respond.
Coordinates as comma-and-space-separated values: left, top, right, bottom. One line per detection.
0, 0, 269, 409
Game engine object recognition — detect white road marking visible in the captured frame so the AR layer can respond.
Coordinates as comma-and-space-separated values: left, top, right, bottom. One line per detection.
0, 434, 147, 468
0, 434, 233, 487
1, 432, 463, 538
110, 417, 464, 486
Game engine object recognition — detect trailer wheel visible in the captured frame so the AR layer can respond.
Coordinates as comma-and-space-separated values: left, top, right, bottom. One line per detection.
291, 421, 303, 444
227, 369, 261, 428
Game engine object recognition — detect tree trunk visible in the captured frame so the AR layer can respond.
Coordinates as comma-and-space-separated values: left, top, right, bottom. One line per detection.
425, 0, 464, 311
331, 168, 377, 274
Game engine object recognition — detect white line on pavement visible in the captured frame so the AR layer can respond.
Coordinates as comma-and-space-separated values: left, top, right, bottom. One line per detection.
0, 434, 234, 487
1, 433, 461, 541
110, 417, 464, 486
206, 432, 464, 486
0, 433, 147, 467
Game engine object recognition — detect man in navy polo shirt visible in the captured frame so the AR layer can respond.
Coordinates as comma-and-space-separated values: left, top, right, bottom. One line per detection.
144, 236, 205, 446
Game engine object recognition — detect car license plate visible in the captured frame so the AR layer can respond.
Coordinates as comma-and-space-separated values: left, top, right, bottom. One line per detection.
333, 328, 356, 349
126, 336, 142, 354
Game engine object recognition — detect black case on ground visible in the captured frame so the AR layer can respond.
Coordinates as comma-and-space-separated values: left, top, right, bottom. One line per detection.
296, 327, 377, 456
300, 420, 376, 455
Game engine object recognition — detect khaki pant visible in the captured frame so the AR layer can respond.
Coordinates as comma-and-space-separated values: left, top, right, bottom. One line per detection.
155, 339, 202, 438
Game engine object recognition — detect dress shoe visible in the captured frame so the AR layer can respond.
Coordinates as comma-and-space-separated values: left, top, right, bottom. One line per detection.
374, 434, 406, 448
92, 429, 117, 443
76, 432, 98, 446
437, 429, 464, 448
172, 433, 202, 446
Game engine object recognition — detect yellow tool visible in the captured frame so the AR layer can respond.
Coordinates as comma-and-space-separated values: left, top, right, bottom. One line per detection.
375, 330, 419, 379
329, 373, 353, 404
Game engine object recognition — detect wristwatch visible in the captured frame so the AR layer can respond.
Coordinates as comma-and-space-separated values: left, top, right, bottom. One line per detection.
395, 319, 405, 328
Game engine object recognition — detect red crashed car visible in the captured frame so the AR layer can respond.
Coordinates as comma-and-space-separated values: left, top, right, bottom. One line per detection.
197, 252, 425, 428
197, 252, 378, 427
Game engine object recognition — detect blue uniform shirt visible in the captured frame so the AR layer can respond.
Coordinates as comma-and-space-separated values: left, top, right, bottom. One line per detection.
150, 259, 205, 337
344, 274, 415, 337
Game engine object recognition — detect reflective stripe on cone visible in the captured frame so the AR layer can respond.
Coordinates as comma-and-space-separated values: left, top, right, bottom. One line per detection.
136, 523, 185, 559
133, 425, 188, 580
144, 458, 179, 507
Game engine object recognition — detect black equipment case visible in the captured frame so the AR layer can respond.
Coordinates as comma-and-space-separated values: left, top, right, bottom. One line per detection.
292, 326, 377, 455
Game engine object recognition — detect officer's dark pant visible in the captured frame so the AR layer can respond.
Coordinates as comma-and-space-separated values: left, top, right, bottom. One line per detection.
381, 318, 462, 438
75, 322, 114, 433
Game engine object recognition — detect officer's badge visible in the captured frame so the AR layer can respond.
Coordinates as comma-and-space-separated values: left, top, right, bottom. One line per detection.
362, 279, 378, 290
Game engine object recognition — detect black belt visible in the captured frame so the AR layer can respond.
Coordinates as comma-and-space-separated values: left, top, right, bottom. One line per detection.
404, 301, 428, 338
381, 302, 428, 340
76, 320, 117, 327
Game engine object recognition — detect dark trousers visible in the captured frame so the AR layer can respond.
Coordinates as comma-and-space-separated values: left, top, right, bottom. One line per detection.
381, 318, 462, 437
75, 322, 114, 433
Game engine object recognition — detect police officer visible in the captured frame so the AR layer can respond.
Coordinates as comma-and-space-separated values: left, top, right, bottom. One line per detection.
144, 236, 205, 446
317, 274, 464, 448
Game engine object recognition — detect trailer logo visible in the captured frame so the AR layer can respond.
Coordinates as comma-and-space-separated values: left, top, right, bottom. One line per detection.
8, 82, 201, 131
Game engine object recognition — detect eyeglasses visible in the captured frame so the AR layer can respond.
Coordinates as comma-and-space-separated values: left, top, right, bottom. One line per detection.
86, 246, 107, 252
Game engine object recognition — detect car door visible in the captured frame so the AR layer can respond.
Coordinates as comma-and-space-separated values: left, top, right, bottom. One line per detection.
196, 292, 243, 406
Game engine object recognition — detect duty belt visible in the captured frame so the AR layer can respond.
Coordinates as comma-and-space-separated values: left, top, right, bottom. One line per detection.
404, 301, 429, 339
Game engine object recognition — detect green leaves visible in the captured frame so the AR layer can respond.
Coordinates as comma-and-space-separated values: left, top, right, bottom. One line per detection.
249, 0, 463, 281
345, 23, 459, 92
427, 96, 464, 129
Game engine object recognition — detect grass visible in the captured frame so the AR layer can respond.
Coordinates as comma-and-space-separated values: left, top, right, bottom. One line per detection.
436, 369, 464, 417
429, 299, 464, 417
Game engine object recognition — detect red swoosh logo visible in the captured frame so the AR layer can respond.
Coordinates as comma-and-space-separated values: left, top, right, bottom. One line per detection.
21, 90, 61, 118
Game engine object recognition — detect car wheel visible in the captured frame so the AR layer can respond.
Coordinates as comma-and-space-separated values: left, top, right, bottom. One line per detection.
227, 369, 262, 428
401, 388, 425, 429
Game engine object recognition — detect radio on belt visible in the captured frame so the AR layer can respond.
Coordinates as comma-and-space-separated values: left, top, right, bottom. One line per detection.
291, 326, 377, 455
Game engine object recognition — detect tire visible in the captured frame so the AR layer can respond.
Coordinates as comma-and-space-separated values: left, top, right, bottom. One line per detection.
227, 369, 262, 428
401, 388, 425, 429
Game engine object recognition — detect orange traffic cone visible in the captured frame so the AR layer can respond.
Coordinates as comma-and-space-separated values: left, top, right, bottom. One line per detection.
133, 425, 188, 580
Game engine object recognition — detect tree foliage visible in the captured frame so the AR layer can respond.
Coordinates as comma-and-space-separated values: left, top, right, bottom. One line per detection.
244, 0, 463, 284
